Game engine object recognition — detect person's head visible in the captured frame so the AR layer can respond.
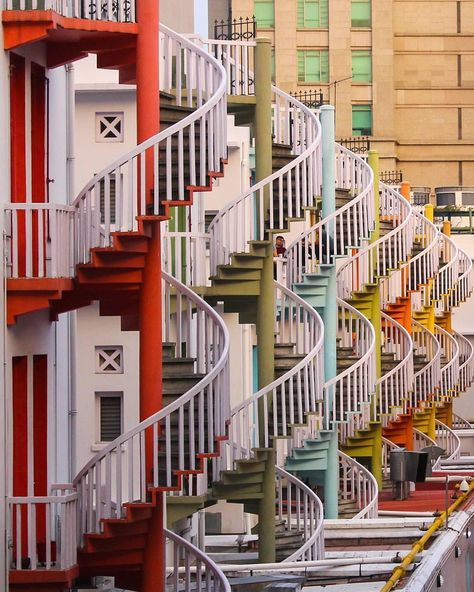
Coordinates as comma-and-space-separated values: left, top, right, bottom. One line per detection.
275, 235, 285, 247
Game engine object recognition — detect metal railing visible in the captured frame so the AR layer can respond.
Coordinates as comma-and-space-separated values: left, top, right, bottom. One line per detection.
434, 324, 460, 402
7, 489, 78, 572
337, 184, 413, 300
452, 413, 473, 430
219, 282, 324, 466
73, 23, 227, 265
432, 420, 461, 470
209, 86, 322, 275
4, 203, 74, 279
165, 528, 230, 592
339, 451, 378, 519
3, 0, 137, 22
411, 320, 441, 409
74, 272, 230, 542
377, 313, 414, 419
286, 144, 375, 286
277, 467, 325, 562
324, 298, 376, 433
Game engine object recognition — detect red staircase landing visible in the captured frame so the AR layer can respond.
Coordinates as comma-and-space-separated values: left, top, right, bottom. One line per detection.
9, 565, 79, 592
383, 413, 414, 450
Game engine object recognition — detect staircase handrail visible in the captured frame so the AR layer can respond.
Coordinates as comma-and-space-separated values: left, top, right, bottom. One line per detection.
277, 466, 325, 562
413, 428, 437, 450
452, 413, 473, 430
380, 209, 440, 309
165, 528, 231, 592
322, 298, 376, 431
73, 271, 230, 539
337, 184, 413, 300
447, 248, 473, 310
7, 492, 78, 572
411, 319, 441, 409
285, 144, 375, 287
377, 312, 414, 419
433, 420, 461, 470
208, 87, 322, 275
3, 203, 75, 279
3, 0, 137, 21
434, 324, 460, 401
339, 450, 378, 519
453, 329, 474, 394
72, 23, 227, 265
185, 34, 256, 97
381, 436, 399, 479
432, 233, 459, 304
223, 281, 324, 462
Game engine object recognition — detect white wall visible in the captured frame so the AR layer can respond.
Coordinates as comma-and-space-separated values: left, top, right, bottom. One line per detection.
74, 304, 139, 471
75, 86, 136, 192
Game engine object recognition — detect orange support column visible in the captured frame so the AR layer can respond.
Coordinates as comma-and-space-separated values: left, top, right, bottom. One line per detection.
136, 0, 164, 590
400, 181, 411, 202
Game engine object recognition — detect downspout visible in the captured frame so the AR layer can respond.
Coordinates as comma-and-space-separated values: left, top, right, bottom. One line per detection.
65, 63, 76, 479
65, 63, 75, 202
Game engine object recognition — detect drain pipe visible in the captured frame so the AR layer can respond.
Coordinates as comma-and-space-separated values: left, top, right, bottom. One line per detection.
205, 555, 421, 573
380, 479, 474, 592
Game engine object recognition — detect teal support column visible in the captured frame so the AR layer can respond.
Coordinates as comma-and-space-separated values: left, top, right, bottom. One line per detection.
320, 105, 338, 518
254, 36, 275, 563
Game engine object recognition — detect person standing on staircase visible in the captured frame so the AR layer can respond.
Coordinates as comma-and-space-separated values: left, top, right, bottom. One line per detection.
273, 235, 287, 257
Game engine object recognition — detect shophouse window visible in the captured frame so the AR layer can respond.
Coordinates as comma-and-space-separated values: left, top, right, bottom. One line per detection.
352, 50, 372, 82
97, 393, 123, 442
255, 0, 274, 28
297, 50, 329, 83
351, 0, 371, 27
352, 104, 372, 136
297, 0, 328, 28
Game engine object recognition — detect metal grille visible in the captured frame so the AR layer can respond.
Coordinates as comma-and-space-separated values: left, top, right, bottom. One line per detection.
289, 90, 324, 109
100, 395, 122, 442
214, 16, 256, 40
337, 136, 371, 154
380, 170, 403, 185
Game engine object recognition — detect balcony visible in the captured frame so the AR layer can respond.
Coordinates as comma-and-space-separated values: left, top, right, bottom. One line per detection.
3, 0, 138, 68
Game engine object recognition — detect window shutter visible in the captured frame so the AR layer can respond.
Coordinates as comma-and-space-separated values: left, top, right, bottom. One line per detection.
255, 0, 274, 27
100, 396, 122, 442
351, 0, 371, 27
298, 51, 305, 81
320, 50, 329, 82
352, 50, 372, 82
352, 105, 372, 136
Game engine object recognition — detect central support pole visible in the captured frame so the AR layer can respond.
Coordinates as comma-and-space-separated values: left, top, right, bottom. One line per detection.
320, 105, 338, 519
368, 149, 382, 487
254, 36, 275, 563
136, 0, 163, 589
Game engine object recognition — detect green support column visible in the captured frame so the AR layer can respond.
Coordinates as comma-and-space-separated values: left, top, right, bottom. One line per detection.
254, 36, 275, 563
258, 448, 276, 563
320, 105, 338, 518
368, 150, 382, 487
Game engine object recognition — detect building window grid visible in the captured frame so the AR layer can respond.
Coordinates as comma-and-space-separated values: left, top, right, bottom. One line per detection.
254, 0, 274, 28
352, 50, 372, 83
297, 0, 328, 29
351, 0, 371, 28
298, 50, 329, 84
352, 104, 372, 137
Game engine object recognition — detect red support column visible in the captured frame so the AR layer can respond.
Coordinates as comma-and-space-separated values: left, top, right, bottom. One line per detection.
136, 1, 163, 589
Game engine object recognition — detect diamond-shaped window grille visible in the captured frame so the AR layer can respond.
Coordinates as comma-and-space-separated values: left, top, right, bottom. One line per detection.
95, 346, 123, 373
96, 112, 124, 143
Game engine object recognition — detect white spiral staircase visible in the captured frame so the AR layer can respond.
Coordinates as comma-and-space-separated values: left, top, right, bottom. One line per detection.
5, 17, 474, 589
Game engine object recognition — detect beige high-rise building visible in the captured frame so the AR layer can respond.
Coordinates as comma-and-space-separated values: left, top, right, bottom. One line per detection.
229, 0, 474, 190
